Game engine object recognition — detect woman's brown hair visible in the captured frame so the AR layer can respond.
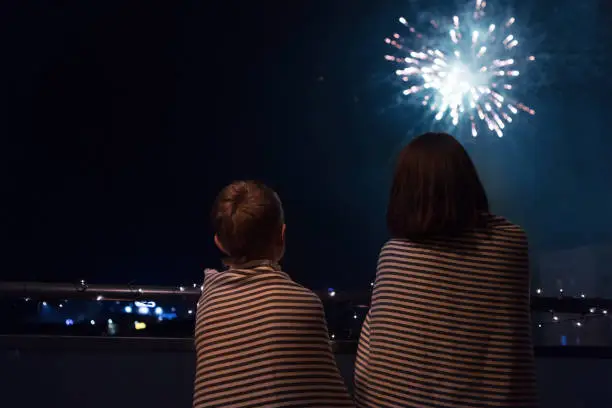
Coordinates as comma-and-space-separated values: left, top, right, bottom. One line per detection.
387, 132, 489, 240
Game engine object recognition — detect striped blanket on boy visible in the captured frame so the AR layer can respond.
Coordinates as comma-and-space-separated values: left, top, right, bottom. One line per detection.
193, 261, 354, 408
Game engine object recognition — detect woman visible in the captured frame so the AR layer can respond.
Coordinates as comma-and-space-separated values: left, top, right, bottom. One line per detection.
354, 133, 537, 407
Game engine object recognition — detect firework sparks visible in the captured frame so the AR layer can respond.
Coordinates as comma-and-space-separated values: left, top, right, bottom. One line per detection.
385, 1, 535, 137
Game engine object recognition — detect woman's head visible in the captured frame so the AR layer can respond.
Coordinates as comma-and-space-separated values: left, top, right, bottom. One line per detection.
211, 181, 285, 264
387, 132, 489, 240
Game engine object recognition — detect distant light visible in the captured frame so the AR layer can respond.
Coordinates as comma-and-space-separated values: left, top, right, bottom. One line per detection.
353, 314, 358, 319
107, 319, 113, 324
96, 295, 104, 301
188, 310, 193, 315
134, 321, 147, 330
138, 306, 150, 315
154, 307, 163, 315
59, 304, 63, 308
124, 306, 133, 313
42, 302, 48, 306
90, 320, 96, 325
328, 288, 336, 297
536, 288, 542, 294
65, 319, 74, 326
134, 301, 156, 308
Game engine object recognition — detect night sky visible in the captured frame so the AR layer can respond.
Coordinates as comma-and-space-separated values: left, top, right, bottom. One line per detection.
3, 0, 612, 290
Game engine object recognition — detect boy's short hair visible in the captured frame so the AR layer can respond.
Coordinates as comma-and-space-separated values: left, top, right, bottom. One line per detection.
211, 181, 284, 262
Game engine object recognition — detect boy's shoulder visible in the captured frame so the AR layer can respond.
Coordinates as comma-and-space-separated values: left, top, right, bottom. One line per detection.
203, 267, 322, 303
279, 271, 322, 301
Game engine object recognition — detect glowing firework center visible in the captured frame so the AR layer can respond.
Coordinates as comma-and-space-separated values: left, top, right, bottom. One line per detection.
430, 63, 482, 121
386, 1, 535, 137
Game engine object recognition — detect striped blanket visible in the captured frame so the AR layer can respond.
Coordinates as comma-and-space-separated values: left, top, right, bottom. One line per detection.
193, 261, 354, 408
354, 214, 538, 407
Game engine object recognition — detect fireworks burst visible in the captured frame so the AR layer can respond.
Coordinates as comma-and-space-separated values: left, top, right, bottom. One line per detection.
385, 0, 535, 137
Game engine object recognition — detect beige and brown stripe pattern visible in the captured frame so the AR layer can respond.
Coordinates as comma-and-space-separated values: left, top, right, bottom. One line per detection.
354, 214, 538, 407
193, 262, 354, 408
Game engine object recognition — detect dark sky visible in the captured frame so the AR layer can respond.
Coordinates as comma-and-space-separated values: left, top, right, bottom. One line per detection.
2, 0, 612, 289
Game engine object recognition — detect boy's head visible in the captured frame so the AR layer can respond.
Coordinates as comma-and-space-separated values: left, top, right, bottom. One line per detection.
211, 181, 286, 264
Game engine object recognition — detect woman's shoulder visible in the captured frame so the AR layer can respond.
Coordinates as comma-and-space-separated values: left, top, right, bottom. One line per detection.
381, 214, 528, 251
485, 214, 528, 241
380, 238, 420, 255
486, 213, 525, 231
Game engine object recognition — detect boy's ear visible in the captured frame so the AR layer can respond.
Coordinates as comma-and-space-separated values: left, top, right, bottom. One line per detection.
214, 234, 229, 255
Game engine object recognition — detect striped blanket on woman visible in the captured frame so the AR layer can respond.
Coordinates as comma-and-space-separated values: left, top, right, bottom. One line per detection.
354, 214, 538, 407
193, 261, 354, 408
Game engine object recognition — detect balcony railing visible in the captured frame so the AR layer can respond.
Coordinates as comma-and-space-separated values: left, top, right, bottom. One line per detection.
0, 281, 611, 408
2, 280, 612, 309
0, 280, 611, 354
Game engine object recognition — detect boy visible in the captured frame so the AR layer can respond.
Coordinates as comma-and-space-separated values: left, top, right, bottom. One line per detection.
193, 181, 353, 408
